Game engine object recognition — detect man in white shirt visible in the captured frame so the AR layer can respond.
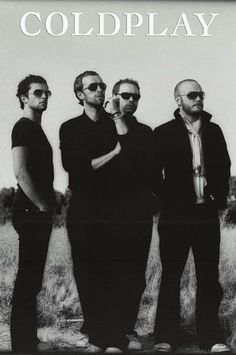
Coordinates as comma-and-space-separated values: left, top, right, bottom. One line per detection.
152, 79, 231, 353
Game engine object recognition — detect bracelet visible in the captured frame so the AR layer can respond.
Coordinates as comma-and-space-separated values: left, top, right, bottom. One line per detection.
112, 111, 121, 120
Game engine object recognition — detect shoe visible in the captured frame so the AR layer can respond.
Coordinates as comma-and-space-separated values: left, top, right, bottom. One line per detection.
211, 343, 230, 352
37, 341, 54, 351
75, 335, 90, 348
104, 347, 123, 353
79, 342, 103, 353
127, 334, 142, 350
154, 343, 172, 352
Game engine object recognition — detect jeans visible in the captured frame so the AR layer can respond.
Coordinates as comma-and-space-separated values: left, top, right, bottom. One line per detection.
11, 208, 52, 353
67, 193, 152, 349
154, 203, 224, 349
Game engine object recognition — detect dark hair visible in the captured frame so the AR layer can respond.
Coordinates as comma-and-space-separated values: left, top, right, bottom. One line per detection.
16, 74, 48, 109
73, 70, 100, 106
112, 78, 140, 96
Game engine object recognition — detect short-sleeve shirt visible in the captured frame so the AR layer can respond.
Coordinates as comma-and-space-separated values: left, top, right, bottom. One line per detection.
11, 117, 54, 211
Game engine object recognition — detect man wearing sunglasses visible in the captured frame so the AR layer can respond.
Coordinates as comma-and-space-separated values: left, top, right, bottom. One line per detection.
11, 75, 54, 352
152, 79, 231, 353
60, 73, 153, 352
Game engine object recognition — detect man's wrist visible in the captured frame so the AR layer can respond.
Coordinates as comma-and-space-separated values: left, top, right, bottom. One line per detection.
111, 111, 121, 120
112, 147, 119, 156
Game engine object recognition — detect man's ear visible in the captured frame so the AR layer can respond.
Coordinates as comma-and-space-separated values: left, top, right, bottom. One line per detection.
20, 94, 28, 105
76, 90, 84, 102
175, 96, 181, 107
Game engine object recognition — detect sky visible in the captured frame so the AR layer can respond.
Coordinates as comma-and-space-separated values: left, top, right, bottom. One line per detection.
0, 0, 236, 193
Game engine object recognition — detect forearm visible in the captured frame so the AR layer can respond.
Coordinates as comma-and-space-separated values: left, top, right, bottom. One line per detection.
90, 115, 128, 170
91, 148, 119, 170
113, 113, 128, 135
17, 171, 53, 211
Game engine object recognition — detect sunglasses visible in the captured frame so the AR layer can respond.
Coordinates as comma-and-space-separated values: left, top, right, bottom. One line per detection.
179, 91, 205, 100
29, 89, 52, 98
118, 92, 141, 101
83, 82, 107, 91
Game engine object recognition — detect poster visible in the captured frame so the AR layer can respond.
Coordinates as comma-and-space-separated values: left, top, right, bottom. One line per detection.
0, 0, 236, 353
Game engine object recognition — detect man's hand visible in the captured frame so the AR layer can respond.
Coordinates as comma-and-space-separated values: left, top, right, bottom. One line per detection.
113, 141, 121, 156
105, 96, 128, 135
105, 96, 121, 116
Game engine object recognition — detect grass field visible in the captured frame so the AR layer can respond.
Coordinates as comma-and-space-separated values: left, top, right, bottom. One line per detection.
0, 214, 236, 351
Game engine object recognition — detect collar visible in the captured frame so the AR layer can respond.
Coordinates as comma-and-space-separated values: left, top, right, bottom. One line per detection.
174, 108, 212, 126
81, 110, 138, 129
82, 108, 110, 123
123, 114, 138, 128
183, 116, 202, 136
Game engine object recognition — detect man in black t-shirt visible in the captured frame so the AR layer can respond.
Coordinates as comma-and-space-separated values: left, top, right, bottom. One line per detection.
60, 72, 153, 352
11, 75, 54, 353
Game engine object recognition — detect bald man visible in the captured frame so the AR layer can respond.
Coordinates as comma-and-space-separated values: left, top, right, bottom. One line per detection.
152, 80, 231, 352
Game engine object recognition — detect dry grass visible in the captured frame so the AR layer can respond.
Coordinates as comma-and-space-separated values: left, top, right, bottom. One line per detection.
0, 217, 236, 350
219, 225, 236, 349
0, 223, 18, 325
38, 227, 81, 328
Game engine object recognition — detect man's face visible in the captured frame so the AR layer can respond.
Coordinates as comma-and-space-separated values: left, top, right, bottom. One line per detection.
23, 83, 50, 112
176, 81, 204, 117
116, 83, 140, 115
80, 75, 106, 108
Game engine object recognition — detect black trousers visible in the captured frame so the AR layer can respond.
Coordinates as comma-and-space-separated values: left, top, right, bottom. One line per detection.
154, 203, 224, 349
67, 193, 152, 349
11, 209, 52, 353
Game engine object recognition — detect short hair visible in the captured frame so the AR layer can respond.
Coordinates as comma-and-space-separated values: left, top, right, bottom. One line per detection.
73, 70, 100, 106
112, 78, 140, 96
16, 74, 48, 110
174, 79, 199, 99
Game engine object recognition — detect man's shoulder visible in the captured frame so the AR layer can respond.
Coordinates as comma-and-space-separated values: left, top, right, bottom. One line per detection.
202, 114, 223, 134
11, 118, 41, 148
60, 115, 84, 132
205, 119, 221, 130
12, 117, 36, 135
136, 121, 152, 133
13, 117, 30, 127
198, 110, 221, 132
153, 119, 176, 135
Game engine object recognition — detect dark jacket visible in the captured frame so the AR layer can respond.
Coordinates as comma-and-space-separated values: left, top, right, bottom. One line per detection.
153, 109, 231, 210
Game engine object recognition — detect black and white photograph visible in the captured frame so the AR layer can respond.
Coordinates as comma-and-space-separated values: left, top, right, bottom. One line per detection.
0, 0, 236, 354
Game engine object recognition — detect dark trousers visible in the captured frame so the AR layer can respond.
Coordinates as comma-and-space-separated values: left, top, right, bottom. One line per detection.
11, 209, 52, 353
67, 193, 152, 349
154, 203, 224, 349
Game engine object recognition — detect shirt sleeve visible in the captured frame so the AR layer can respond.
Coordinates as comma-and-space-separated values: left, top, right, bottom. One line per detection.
11, 120, 34, 148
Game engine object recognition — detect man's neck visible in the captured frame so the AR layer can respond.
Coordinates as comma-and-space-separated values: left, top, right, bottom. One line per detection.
179, 108, 200, 123
84, 105, 102, 122
23, 107, 42, 125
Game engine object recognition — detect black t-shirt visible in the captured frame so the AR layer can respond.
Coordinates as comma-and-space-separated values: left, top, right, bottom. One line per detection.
60, 110, 153, 196
11, 117, 54, 211
60, 111, 154, 220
